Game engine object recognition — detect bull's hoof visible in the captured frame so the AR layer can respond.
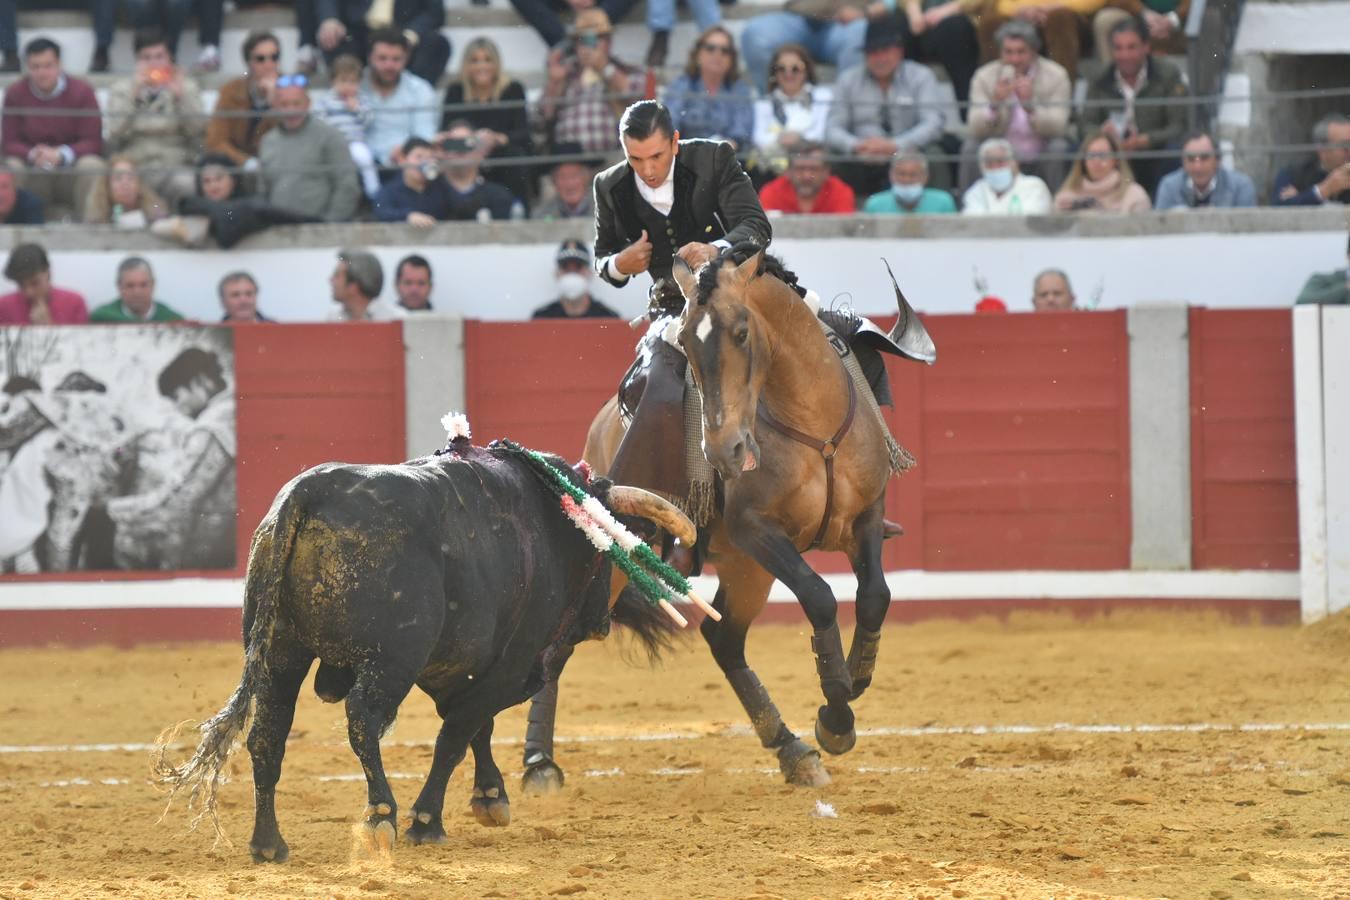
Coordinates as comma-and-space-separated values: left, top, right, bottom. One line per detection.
406, 810, 447, 845
470, 797, 512, 828
815, 706, 857, 756
521, 757, 565, 796
357, 820, 397, 861
249, 837, 290, 864
778, 740, 831, 787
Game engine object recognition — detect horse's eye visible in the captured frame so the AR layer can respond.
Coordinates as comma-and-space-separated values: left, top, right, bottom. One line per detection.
733, 327, 749, 346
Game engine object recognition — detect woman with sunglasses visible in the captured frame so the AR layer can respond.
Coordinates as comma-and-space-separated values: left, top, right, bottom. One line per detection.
441, 37, 533, 205
205, 30, 281, 168
664, 26, 754, 151
750, 43, 830, 179
1053, 129, 1151, 213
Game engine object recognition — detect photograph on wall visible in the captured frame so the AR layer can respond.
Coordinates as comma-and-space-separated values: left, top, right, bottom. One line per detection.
0, 326, 236, 574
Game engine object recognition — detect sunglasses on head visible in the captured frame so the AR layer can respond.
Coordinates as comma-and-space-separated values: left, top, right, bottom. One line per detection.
774, 63, 804, 74
700, 42, 733, 55
251, 52, 280, 63
276, 74, 308, 88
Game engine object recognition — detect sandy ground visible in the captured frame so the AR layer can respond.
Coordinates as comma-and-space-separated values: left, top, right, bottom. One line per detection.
2, 611, 1349, 900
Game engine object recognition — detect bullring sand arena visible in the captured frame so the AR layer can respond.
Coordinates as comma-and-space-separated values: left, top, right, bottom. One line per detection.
3, 610, 1349, 899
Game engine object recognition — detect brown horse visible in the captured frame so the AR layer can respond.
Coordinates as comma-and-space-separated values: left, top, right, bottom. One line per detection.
522, 248, 934, 789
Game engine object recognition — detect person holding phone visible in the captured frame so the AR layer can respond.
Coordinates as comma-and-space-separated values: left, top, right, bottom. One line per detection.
538, 10, 645, 155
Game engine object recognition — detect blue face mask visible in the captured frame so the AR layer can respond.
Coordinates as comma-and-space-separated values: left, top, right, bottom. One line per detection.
983, 167, 1014, 193
891, 183, 924, 204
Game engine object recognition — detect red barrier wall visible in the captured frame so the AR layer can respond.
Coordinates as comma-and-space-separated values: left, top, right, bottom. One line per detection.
1188, 309, 1298, 569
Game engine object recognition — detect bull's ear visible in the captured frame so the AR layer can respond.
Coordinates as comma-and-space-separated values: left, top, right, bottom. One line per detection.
672, 256, 698, 302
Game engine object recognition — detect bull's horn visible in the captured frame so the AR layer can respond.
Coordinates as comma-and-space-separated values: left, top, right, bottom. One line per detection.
883, 259, 937, 365
606, 486, 697, 547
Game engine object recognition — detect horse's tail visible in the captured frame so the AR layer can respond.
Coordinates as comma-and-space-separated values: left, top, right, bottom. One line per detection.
611, 584, 682, 662
153, 484, 305, 843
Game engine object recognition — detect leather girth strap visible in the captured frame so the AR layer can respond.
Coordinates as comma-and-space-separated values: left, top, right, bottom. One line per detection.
755, 375, 858, 550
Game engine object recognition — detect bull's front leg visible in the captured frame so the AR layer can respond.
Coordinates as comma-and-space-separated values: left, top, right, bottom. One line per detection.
520, 643, 573, 796
468, 719, 511, 827
406, 711, 479, 845
735, 520, 856, 757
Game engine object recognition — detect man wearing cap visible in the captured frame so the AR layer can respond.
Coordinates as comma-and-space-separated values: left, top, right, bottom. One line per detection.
826, 16, 948, 198
532, 240, 621, 319
532, 142, 599, 221
539, 10, 646, 156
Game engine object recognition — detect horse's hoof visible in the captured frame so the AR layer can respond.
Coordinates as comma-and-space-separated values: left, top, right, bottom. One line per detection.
815, 714, 857, 756
405, 811, 448, 845
779, 740, 831, 787
249, 839, 290, 864
521, 758, 565, 796
471, 798, 512, 827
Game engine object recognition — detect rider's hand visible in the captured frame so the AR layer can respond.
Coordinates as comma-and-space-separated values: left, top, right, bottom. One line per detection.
677, 242, 719, 270
615, 229, 653, 276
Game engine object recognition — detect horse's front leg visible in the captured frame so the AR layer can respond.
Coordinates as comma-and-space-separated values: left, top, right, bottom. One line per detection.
733, 518, 856, 756
847, 499, 890, 701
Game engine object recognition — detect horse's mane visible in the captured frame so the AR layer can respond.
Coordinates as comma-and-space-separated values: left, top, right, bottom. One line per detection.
694, 242, 808, 306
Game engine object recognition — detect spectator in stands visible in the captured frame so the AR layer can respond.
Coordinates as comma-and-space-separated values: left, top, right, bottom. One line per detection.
314, 55, 381, 199
897, 0, 981, 117
509, 0, 639, 52
360, 28, 439, 166
1273, 113, 1350, 207
862, 148, 957, 213
740, 0, 877, 94
646, 0, 721, 68
106, 28, 205, 204
750, 44, 832, 181
329, 249, 403, 321
373, 137, 452, 225
0, 163, 44, 225
759, 142, 857, 214
1155, 131, 1256, 210
394, 254, 435, 311
205, 30, 280, 168
532, 143, 597, 220
0, 4, 15, 73
1, 38, 105, 222
962, 137, 1051, 214
961, 20, 1071, 192
1053, 129, 1151, 212
441, 37, 533, 208
0, 243, 88, 324
1092, 0, 1188, 64
532, 239, 620, 319
665, 27, 755, 150
539, 10, 645, 157
309, 0, 451, 85
439, 121, 525, 221
156, 152, 318, 248
126, 0, 225, 73
259, 76, 361, 223
90, 257, 185, 323
1295, 234, 1349, 306
83, 156, 171, 227
977, 0, 1104, 80
1081, 17, 1188, 197
219, 271, 271, 322
826, 17, 948, 198
1031, 268, 1075, 310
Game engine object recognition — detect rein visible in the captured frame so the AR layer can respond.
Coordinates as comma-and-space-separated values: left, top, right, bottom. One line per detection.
755, 373, 857, 550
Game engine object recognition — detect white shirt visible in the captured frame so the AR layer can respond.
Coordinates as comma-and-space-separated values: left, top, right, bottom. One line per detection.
605, 159, 677, 281
326, 299, 406, 322
960, 173, 1052, 216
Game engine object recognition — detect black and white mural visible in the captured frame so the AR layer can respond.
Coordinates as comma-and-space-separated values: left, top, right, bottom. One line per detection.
0, 326, 237, 573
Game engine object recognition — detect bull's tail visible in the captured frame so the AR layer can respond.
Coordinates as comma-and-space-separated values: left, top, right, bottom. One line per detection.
153, 487, 305, 843
611, 584, 682, 662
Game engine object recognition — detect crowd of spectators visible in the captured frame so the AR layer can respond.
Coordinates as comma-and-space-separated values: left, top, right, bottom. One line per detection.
0, 2, 1342, 236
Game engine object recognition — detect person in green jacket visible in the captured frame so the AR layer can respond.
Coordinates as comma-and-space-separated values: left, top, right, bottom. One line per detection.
89, 257, 185, 323
863, 149, 958, 214
1295, 234, 1350, 305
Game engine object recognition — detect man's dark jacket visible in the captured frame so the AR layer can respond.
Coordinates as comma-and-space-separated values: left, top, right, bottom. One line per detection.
1272, 156, 1350, 206
316, 0, 443, 35
1081, 55, 1188, 150
592, 139, 772, 290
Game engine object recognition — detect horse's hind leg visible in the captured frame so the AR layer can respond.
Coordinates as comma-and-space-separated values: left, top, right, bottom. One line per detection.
704, 555, 830, 787
520, 643, 574, 796
246, 634, 315, 863
847, 500, 890, 701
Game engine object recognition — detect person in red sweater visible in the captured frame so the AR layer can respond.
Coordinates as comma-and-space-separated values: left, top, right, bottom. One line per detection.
1, 38, 106, 222
758, 142, 856, 214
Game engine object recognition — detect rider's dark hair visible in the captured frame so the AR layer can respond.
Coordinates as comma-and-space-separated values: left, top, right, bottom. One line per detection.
620, 101, 675, 142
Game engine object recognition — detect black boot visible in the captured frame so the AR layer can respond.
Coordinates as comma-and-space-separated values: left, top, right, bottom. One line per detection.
645, 31, 669, 68
89, 46, 110, 73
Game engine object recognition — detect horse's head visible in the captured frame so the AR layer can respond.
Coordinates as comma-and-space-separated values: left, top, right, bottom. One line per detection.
673, 248, 773, 482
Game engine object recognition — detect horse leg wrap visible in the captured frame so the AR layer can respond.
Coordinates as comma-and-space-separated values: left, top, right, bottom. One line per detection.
811, 623, 853, 703
847, 626, 882, 686
727, 668, 793, 749
523, 680, 559, 766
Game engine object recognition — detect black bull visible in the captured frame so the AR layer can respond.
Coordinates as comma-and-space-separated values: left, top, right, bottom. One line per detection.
156, 439, 693, 862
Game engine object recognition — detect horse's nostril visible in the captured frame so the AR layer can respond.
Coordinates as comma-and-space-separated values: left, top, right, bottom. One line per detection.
731, 441, 745, 460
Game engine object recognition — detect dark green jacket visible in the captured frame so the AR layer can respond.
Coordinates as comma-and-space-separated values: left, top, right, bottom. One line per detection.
1081, 56, 1189, 150
90, 299, 185, 322
1295, 269, 1350, 305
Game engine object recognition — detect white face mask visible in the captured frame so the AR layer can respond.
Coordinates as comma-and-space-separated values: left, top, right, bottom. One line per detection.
891, 183, 924, 204
557, 272, 589, 300
983, 167, 1014, 193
